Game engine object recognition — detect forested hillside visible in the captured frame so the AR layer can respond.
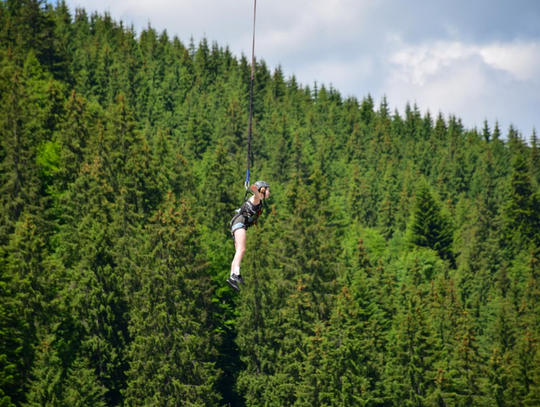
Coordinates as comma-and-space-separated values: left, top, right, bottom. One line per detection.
1, 1, 540, 406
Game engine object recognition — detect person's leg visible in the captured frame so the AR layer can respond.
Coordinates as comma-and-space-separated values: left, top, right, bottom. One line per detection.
231, 227, 246, 276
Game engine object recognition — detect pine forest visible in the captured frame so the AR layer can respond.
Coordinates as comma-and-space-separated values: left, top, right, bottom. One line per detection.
1, 1, 540, 406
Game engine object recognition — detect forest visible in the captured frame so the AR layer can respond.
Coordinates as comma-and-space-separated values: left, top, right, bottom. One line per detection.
1, 1, 540, 406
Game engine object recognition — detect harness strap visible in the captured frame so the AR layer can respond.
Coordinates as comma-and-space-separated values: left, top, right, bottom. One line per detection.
237, 198, 264, 228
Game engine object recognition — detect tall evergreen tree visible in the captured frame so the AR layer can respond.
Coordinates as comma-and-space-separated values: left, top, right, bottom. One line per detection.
63, 356, 107, 407
22, 333, 63, 407
123, 193, 220, 406
407, 180, 454, 263
504, 153, 535, 247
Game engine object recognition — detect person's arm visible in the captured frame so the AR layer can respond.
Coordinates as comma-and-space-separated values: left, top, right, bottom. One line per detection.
250, 184, 261, 205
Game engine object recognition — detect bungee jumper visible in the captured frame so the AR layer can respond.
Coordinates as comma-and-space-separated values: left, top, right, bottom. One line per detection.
226, 0, 268, 292
227, 180, 270, 291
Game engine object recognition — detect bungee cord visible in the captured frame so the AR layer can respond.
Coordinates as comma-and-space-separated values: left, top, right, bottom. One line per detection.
245, 0, 257, 191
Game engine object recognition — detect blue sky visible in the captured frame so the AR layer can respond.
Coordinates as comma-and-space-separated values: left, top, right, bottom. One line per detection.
65, 0, 540, 140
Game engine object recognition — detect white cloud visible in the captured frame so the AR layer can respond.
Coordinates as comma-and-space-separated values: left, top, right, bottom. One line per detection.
389, 40, 540, 85
479, 42, 540, 82
384, 39, 540, 133
389, 42, 475, 86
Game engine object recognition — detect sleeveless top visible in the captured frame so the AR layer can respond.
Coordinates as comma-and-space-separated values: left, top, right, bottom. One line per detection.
231, 199, 263, 228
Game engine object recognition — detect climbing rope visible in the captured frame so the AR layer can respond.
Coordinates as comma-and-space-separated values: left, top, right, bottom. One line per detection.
245, 0, 257, 191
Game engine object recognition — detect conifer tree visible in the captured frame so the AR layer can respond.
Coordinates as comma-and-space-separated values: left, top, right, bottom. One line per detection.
486, 298, 520, 405
220, 97, 246, 157
180, 90, 214, 160
531, 129, 540, 187
504, 153, 535, 247
57, 155, 128, 405
445, 309, 487, 405
123, 193, 220, 406
511, 251, 540, 405
0, 65, 43, 243
317, 239, 386, 406
482, 120, 491, 143
62, 356, 107, 407
55, 90, 90, 190
200, 142, 238, 229
385, 281, 439, 407
487, 347, 512, 407
359, 94, 375, 128
378, 192, 395, 239
0, 245, 21, 407
23, 334, 63, 407
407, 180, 454, 263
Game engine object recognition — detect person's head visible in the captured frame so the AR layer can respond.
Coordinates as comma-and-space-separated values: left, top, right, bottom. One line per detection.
254, 180, 270, 199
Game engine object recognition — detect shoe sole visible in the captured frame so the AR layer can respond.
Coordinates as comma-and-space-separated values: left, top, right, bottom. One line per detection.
226, 278, 240, 292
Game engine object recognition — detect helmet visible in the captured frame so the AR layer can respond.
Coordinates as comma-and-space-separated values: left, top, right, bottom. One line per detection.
254, 180, 270, 191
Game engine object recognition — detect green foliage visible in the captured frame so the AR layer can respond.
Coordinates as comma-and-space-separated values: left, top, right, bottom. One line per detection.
504, 153, 538, 248
23, 334, 63, 407
1, 2, 539, 406
407, 180, 454, 263
123, 194, 220, 406
0, 247, 20, 407
63, 356, 107, 407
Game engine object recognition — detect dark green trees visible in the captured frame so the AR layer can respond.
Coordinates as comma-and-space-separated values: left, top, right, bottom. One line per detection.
123, 195, 220, 406
505, 153, 538, 247
407, 180, 454, 263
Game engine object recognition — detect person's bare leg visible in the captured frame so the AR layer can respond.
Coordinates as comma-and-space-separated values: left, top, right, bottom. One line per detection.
231, 228, 246, 276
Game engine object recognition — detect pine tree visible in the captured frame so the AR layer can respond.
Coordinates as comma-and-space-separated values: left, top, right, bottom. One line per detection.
482, 120, 491, 143
62, 356, 107, 407
445, 309, 488, 405
316, 240, 386, 406
407, 180, 454, 263
0, 64, 43, 244
0, 244, 20, 407
180, 90, 214, 160
199, 142, 238, 230
55, 90, 90, 190
487, 347, 512, 407
123, 193, 220, 406
531, 129, 540, 187
23, 334, 63, 407
512, 251, 540, 405
504, 153, 535, 247
385, 281, 439, 407
486, 299, 519, 405
57, 155, 128, 405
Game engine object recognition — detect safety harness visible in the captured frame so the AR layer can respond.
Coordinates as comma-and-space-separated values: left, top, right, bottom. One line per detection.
231, 194, 264, 231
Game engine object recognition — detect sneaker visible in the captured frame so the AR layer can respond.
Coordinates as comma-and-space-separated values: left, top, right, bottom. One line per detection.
231, 274, 245, 285
226, 277, 240, 292
226, 274, 245, 291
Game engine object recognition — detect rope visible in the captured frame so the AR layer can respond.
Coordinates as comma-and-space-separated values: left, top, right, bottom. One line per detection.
245, 0, 257, 190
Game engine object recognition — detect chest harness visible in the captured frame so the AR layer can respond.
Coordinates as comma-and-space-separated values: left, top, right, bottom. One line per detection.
231, 197, 264, 231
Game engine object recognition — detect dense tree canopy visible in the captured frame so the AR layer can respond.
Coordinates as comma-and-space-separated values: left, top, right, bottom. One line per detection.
1, 1, 539, 406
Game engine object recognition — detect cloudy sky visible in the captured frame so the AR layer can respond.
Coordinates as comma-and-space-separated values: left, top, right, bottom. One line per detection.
65, 0, 540, 140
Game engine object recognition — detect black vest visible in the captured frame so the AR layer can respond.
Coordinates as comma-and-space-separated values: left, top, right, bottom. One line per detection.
238, 200, 263, 228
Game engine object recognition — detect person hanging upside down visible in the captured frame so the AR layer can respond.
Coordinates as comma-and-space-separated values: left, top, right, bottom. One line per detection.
227, 180, 270, 291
